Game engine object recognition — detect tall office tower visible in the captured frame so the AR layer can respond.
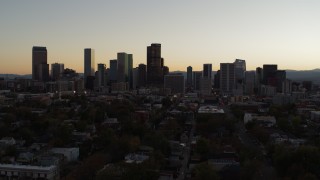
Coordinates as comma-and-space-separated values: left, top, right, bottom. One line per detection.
193, 71, 202, 91
32, 46, 49, 81
132, 67, 139, 89
109, 60, 118, 83
147, 43, 163, 86
84, 48, 95, 88
117, 52, 132, 85
234, 59, 246, 95
203, 64, 212, 79
117, 52, 128, 82
97, 63, 106, 87
256, 67, 263, 85
138, 64, 147, 87
200, 77, 212, 95
263, 64, 277, 85
275, 70, 286, 92
187, 66, 193, 88
220, 63, 235, 94
38, 64, 49, 81
244, 71, 255, 95
128, 54, 133, 88
213, 70, 220, 89
51, 63, 64, 81
234, 59, 246, 82
255, 67, 263, 94
164, 73, 185, 94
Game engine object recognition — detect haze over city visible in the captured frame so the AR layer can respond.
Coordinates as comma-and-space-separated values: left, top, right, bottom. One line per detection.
1, 0, 320, 74
2, 1, 320, 180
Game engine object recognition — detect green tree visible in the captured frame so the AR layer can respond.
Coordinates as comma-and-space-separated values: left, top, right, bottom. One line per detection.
240, 159, 263, 180
192, 163, 219, 180
196, 138, 209, 157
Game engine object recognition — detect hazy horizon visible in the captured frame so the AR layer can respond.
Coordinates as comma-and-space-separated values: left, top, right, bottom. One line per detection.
1, 0, 320, 74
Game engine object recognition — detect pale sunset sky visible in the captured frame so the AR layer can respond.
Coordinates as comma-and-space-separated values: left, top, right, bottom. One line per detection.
1, 0, 320, 74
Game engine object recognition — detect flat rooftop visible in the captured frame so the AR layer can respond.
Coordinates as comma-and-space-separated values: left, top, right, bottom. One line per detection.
198, 105, 224, 113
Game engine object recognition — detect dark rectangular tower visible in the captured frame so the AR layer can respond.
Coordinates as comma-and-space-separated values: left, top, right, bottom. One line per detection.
138, 64, 147, 87
32, 46, 48, 81
147, 43, 163, 86
263, 64, 277, 85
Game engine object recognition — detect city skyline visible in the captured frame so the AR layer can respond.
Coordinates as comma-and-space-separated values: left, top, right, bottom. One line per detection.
1, 0, 320, 74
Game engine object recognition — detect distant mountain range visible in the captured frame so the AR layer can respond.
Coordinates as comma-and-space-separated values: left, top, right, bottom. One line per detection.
1, 69, 319, 84
284, 69, 320, 84
0, 74, 32, 79
172, 69, 320, 84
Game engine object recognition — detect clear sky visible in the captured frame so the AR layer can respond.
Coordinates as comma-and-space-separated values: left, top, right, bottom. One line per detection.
1, 0, 320, 74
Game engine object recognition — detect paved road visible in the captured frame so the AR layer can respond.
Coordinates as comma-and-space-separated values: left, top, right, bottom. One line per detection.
177, 120, 195, 180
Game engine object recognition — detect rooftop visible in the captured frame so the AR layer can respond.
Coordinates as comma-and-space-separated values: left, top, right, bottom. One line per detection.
0, 164, 56, 171
198, 105, 224, 114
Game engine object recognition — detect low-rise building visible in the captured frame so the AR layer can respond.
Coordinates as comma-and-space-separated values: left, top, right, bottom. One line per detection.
311, 111, 320, 122
0, 164, 59, 180
50, 148, 79, 162
244, 113, 276, 127
0, 137, 16, 146
198, 105, 224, 114
208, 159, 240, 171
124, 153, 149, 164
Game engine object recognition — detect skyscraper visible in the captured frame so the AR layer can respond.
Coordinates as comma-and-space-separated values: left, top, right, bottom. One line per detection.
200, 77, 212, 95
32, 46, 49, 81
255, 67, 263, 94
117, 52, 127, 82
147, 43, 163, 86
51, 63, 64, 81
128, 54, 133, 89
97, 63, 106, 87
234, 59, 246, 82
109, 60, 118, 83
193, 71, 202, 91
187, 66, 193, 88
138, 64, 147, 87
203, 64, 212, 79
220, 63, 235, 94
263, 64, 277, 85
117, 52, 132, 84
275, 70, 286, 92
132, 67, 139, 89
256, 67, 263, 85
234, 59, 246, 95
213, 70, 220, 89
244, 71, 255, 95
84, 48, 95, 88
